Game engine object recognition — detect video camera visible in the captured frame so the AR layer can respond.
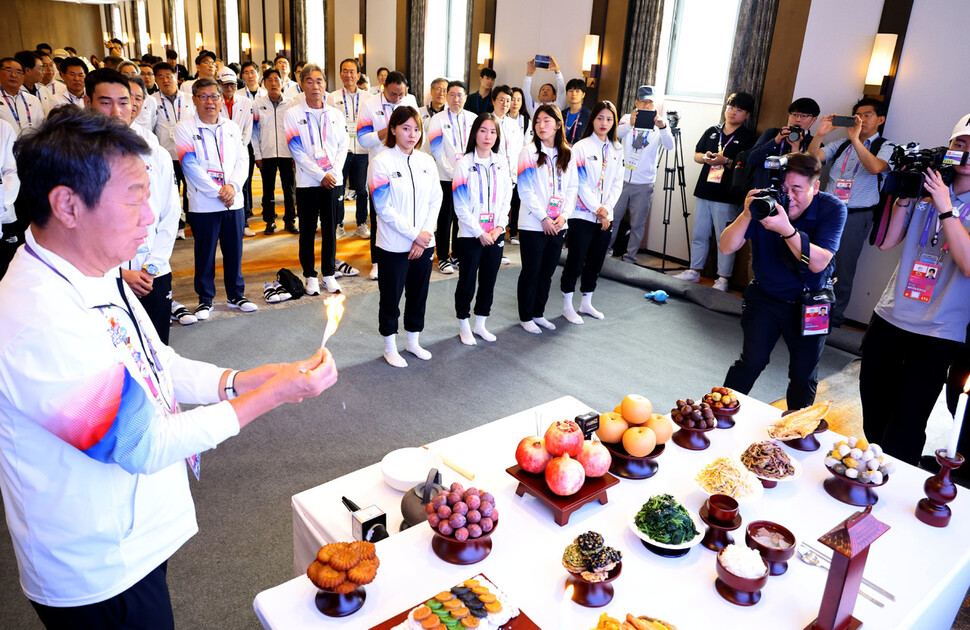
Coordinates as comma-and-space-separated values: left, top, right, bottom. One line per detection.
883, 142, 970, 198
749, 156, 790, 220
667, 110, 680, 131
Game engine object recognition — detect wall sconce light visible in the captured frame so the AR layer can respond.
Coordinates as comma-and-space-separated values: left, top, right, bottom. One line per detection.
477, 33, 491, 67
353, 33, 365, 58
865, 32, 897, 94
195, 32, 204, 51
241, 33, 251, 52
104, 31, 110, 43
159, 33, 168, 49
582, 34, 601, 87
122, 32, 130, 45
275, 32, 285, 53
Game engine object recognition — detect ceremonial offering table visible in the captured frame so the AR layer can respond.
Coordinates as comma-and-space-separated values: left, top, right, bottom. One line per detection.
255, 395, 970, 629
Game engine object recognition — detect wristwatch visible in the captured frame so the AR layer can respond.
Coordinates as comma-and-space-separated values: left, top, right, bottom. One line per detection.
938, 210, 955, 221
224, 370, 239, 400
143, 263, 159, 276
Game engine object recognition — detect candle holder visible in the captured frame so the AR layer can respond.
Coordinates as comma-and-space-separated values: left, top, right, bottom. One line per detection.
916, 449, 964, 528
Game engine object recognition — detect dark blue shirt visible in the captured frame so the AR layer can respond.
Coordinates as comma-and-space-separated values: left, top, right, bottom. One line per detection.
564, 107, 590, 146
746, 191, 847, 301
747, 128, 815, 189
464, 91, 493, 116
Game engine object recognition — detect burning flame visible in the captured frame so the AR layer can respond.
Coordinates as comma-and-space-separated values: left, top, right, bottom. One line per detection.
321, 295, 346, 349
964, 375, 970, 394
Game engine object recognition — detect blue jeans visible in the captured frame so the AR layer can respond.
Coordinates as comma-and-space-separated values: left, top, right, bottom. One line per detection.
689, 198, 740, 277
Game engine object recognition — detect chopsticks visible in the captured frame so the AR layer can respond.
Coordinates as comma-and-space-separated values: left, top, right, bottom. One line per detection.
801, 542, 896, 602
422, 446, 475, 480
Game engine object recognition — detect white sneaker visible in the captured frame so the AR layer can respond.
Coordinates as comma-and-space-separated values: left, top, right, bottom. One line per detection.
177, 229, 186, 240
305, 276, 321, 296
438, 260, 455, 275
501, 256, 510, 265
171, 302, 198, 325
369, 263, 379, 281
356, 224, 371, 239
335, 225, 347, 239
673, 269, 701, 283
321, 275, 342, 293
713, 277, 730, 292
244, 226, 256, 237
227, 297, 258, 312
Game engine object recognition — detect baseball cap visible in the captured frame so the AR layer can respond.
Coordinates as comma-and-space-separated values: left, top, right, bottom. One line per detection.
216, 68, 237, 84
52, 49, 69, 60
636, 85, 661, 103
949, 114, 970, 141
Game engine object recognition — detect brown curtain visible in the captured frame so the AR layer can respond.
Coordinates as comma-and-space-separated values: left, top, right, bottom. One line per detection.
619, 0, 665, 115
723, 0, 780, 129
290, 0, 307, 69
409, 0, 427, 107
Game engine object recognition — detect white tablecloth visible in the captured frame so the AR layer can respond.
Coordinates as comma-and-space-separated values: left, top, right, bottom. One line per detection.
256, 395, 970, 630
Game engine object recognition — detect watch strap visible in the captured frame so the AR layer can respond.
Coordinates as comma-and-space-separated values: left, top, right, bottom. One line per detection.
938, 210, 955, 221
224, 370, 239, 400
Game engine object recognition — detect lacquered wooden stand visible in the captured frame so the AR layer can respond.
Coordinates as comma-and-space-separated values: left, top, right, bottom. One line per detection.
506, 465, 618, 526
314, 585, 366, 617
916, 449, 964, 527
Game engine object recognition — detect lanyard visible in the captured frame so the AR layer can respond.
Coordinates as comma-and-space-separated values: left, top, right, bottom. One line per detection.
342, 89, 359, 120
475, 160, 498, 208
717, 127, 736, 154
199, 124, 225, 171
161, 95, 183, 123
2, 92, 30, 128
598, 142, 608, 198
838, 141, 866, 180
566, 111, 581, 143
381, 96, 394, 120
448, 110, 466, 150
920, 201, 968, 249
545, 155, 562, 195
305, 110, 328, 147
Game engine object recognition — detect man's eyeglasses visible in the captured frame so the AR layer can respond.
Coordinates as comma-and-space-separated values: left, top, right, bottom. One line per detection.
1, 67, 24, 76
196, 94, 221, 102
790, 112, 814, 120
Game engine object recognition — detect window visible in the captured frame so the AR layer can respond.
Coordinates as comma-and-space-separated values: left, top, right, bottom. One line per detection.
664, 0, 740, 99
306, 0, 325, 67
136, 1, 149, 57
173, 0, 188, 64
425, 0, 468, 85
225, 0, 240, 63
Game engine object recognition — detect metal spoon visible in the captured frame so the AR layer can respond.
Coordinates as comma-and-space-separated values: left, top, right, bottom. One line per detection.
796, 548, 884, 608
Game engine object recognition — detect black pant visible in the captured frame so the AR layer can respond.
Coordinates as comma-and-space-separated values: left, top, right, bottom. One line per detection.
561, 219, 612, 294
0, 225, 24, 281
455, 235, 504, 319
172, 160, 189, 221
508, 187, 521, 238
723, 282, 827, 410
337, 152, 369, 226
296, 186, 337, 278
243, 144, 255, 220
377, 247, 434, 336
191, 209, 245, 303
259, 158, 296, 225
31, 561, 173, 630
138, 272, 173, 345
860, 313, 961, 466
435, 180, 459, 261
517, 229, 565, 322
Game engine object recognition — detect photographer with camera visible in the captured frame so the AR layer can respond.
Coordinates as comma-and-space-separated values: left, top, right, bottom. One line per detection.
720, 152, 847, 409
747, 98, 819, 188
859, 114, 970, 467
807, 98, 893, 327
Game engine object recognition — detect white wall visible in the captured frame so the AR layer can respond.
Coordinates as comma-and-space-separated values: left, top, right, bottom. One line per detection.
334, 0, 360, 76
492, 0, 592, 103
366, 0, 397, 78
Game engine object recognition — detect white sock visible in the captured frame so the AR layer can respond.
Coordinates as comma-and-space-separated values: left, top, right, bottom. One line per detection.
519, 320, 542, 334
383, 335, 407, 368
406, 331, 432, 360
562, 292, 583, 325
458, 318, 476, 346
534, 316, 556, 330
579, 292, 604, 319
474, 315, 496, 342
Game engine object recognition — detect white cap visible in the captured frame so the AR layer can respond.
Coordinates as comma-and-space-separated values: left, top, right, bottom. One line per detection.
636, 85, 662, 104
216, 68, 237, 84
950, 114, 970, 141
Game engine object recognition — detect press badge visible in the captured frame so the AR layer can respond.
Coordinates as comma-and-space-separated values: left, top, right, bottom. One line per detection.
479, 213, 495, 232
835, 179, 853, 203
706, 164, 724, 183
801, 304, 830, 336
903, 259, 941, 303
207, 170, 225, 186
624, 152, 641, 171
547, 196, 563, 219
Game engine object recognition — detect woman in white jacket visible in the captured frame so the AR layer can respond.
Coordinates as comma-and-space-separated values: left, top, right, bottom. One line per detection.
561, 101, 624, 323
515, 104, 578, 334
368, 106, 442, 367
452, 113, 513, 345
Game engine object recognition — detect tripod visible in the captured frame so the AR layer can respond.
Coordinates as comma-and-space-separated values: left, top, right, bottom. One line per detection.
646, 118, 691, 273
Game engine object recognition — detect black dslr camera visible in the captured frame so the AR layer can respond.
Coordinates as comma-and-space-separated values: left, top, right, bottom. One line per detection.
883, 142, 969, 198
786, 126, 803, 144
749, 156, 790, 220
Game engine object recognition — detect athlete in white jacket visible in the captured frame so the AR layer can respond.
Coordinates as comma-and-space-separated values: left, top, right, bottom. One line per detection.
368, 106, 441, 368
252, 69, 295, 233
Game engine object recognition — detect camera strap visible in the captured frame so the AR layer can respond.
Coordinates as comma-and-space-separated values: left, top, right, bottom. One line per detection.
797, 231, 833, 336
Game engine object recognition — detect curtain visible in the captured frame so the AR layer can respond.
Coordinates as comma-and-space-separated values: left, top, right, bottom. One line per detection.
620, 0, 665, 115
408, 0, 427, 107
462, 0, 473, 91
723, 0, 780, 129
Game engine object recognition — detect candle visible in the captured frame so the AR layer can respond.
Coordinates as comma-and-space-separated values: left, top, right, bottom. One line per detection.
558, 584, 574, 630
946, 376, 970, 459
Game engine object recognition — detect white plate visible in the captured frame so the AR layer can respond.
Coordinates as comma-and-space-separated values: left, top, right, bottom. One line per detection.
380, 447, 442, 492
628, 498, 705, 550
740, 451, 803, 483
694, 458, 765, 503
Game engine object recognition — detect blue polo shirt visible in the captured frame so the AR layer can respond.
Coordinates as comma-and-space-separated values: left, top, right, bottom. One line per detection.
746, 191, 847, 301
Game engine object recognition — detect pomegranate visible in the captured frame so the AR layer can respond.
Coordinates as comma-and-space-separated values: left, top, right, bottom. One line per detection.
544, 420, 584, 457
515, 436, 553, 474
577, 440, 612, 477
544, 453, 586, 496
